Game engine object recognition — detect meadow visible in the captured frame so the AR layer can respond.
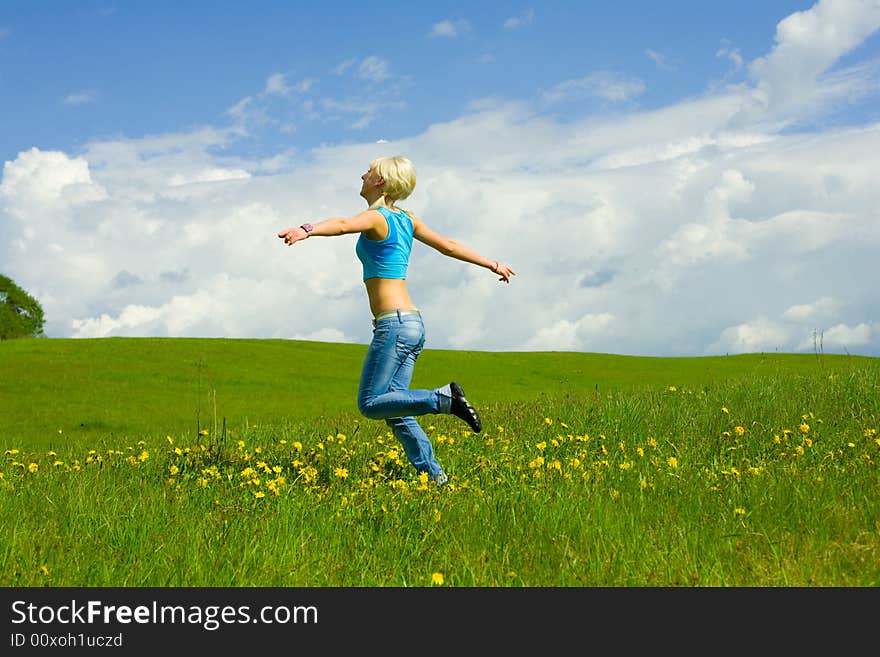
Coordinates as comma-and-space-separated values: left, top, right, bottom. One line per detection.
1, 338, 878, 586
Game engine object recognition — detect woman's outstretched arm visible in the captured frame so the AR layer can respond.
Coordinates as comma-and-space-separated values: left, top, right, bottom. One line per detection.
278, 210, 382, 246
411, 215, 516, 283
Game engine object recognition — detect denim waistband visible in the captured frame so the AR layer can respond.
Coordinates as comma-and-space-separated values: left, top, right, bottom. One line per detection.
374, 308, 420, 321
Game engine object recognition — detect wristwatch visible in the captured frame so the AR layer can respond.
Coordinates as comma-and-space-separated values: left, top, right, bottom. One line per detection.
300, 223, 314, 236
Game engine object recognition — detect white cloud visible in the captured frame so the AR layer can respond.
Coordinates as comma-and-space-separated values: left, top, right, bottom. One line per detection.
709, 318, 793, 354
782, 297, 843, 322
63, 90, 96, 105
503, 10, 534, 29
166, 167, 251, 187
736, 0, 880, 127
355, 56, 391, 82
430, 19, 470, 38
523, 314, 615, 351
0, 147, 106, 221
646, 49, 675, 71
265, 73, 290, 96
718, 48, 744, 71
542, 72, 646, 105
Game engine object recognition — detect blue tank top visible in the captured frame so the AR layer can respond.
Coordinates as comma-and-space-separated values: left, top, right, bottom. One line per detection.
356, 206, 414, 280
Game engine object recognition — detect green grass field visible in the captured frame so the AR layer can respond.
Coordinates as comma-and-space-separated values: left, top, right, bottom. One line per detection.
1, 338, 878, 586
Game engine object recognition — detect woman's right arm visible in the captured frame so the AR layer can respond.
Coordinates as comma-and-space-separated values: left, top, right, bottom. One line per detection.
412, 216, 516, 283
278, 210, 382, 246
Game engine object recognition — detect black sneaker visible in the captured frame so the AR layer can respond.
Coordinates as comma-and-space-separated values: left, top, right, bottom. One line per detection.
449, 381, 482, 433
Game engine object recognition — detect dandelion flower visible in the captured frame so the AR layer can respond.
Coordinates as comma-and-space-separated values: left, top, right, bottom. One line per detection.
27, 463, 38, 473
799, 422, 810, 434
735, 426, 745, 436
334, 467, 349, 479
734, 507, 746, 516
667, 456, 678, 469
721, 407, 729, 414
40, 566, 49, 575
431, 572, 444, 586
544, 417, 553, 425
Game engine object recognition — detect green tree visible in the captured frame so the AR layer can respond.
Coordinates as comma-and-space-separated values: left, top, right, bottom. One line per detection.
0, 274, 46, 340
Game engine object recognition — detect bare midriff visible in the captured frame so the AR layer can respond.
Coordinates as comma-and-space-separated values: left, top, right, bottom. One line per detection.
364, 278, 418, 317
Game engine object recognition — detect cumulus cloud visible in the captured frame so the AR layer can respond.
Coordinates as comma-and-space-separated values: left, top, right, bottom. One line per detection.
430, 19, 470, 38
735, 0, 880, 127
3, 0, 880, 358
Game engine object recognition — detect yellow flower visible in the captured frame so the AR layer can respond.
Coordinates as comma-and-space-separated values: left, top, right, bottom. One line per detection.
544, 417, 553, 425
138, 450, 149, 462
169, 465, 179, 475
799, 422, 810, 433
668, 386, 677, 392
27, 462, 38, 473
253, 491, 265, 498
334, 467, 349, 479
721, 407, 729, 414
198, 429, 209, 436
40, 566, 49, 576
431, 572, 444, 586
536, 441, 547, 451
735, 426, 745, 436
166, 436, 174, 445
734, 507, 746, 516
667, 456, 678, 469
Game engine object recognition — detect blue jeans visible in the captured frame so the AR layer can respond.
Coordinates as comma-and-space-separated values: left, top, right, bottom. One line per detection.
357, 310, 452, 478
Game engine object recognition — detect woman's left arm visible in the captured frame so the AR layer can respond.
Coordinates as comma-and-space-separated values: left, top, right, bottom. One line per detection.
412, 215, 516, 284
278, 210, 381, 246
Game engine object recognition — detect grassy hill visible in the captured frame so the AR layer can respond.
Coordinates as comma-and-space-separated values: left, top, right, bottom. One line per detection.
1, 337, 874, 449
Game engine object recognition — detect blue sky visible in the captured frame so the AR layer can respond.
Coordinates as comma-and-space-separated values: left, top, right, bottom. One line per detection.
2, 1, 880, 356
3, 1, 839, 158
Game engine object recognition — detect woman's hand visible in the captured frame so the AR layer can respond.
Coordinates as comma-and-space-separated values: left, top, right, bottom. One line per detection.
492, 261, 516, 284
277, 226, 309, 246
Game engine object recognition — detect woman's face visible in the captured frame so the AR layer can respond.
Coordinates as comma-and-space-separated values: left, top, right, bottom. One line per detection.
360, 167, 384, 196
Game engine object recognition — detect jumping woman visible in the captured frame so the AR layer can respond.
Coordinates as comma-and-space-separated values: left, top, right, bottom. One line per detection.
278, 156, 516, 484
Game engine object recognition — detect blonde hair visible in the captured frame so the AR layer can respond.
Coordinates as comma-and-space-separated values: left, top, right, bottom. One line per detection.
370, 156, 416, 202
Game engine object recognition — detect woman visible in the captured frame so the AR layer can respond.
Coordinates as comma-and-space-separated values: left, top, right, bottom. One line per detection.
278, 156, 515, 485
